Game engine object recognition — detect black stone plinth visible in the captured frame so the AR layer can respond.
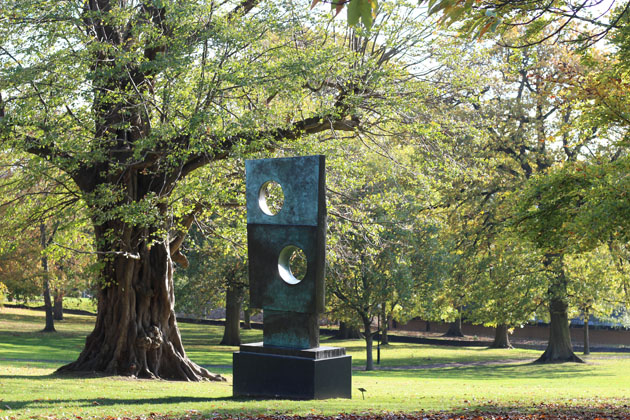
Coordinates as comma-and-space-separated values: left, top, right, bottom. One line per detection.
233, 344, 352, 399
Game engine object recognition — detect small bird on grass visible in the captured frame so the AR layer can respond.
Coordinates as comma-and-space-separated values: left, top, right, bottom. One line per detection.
358, 387, 367, 400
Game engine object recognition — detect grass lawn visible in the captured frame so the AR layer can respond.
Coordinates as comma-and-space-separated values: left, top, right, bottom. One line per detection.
1, 307, 629, 420
6, 297, 97, 314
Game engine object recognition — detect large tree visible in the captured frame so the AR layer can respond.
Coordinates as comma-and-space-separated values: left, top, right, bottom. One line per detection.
0, 0, 428, 380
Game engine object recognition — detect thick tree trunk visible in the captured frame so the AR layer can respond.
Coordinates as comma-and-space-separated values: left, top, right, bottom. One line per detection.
535, 297, 583, 363
363, 318, 374, 371
490, 324, 512, 349
348, 324, 362, 339
443, 313, 464, 337
425, 321, 431, 332
336, 321, 350, 339
40, 224, 55, 333
57, 233, 225, 381
220, 285, 243, 346
335, 321, 362, 339
53, 289, 63, 321
536, 255, 583, 364
583, 313, 590, 355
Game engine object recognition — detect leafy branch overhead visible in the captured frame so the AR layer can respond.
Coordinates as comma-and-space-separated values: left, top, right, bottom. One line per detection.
311, 0, 378, 29
319, 0, 627, 44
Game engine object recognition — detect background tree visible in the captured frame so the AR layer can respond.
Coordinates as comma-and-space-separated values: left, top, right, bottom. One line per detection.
438, 34, 605, 362
0, 152, 92, 330
467, 233, 547, 348
566, 245, 623, 355
325, 129, 432, 369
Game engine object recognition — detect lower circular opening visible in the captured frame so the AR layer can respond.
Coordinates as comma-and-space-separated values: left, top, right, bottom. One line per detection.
278, 245, 308, 285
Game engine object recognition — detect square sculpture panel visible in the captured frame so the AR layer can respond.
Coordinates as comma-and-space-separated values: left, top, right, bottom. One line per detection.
245, 155, 326, 227
248, 224, 325, 313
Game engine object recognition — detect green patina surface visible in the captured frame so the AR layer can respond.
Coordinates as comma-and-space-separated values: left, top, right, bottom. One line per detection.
262, 309, 319, 348
248, 224, 322, 313
245, 155, 325, 227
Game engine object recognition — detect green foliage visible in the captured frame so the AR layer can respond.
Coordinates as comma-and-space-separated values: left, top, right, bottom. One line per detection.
426, 0, 623, 45
317, 0, 623, 42
324, 137, 432, 330
566, 245, 623, 322
174, 159, 247, 317
0, 0, 435, 280
173, 225, 247, 317
512, 158, 630, 254
467, 233, 548, 329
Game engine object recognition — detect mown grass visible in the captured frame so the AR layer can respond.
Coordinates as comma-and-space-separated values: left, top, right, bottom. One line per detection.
6, 297, 97, 314
1, 307, 629, 419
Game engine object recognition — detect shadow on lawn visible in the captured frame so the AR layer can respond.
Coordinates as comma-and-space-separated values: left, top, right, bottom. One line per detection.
355, 361, 608, 380
0, 331, 85, 361
345, 349, 536, 368
340, 342, 523, 352
0, 395, 263, 411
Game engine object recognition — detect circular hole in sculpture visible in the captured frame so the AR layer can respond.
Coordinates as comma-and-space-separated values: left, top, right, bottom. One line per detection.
278, 245, 308, 285
258, 181, 284, 216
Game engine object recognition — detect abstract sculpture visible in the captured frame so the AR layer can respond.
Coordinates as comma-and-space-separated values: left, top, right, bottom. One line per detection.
233, 155, 352, 399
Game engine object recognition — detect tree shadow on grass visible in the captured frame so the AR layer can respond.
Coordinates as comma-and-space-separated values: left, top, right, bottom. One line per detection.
0, 396, 265, 412
355, 361, 609, 380
0, 330, 87, 362
340, 343, 530, 356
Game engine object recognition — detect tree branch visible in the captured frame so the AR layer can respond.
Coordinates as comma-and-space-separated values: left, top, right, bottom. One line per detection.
169, 203, 205, 268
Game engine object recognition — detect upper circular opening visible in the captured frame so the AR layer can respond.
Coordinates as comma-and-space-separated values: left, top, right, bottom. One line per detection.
258, 181, 284, 216
278, 245, 308, 285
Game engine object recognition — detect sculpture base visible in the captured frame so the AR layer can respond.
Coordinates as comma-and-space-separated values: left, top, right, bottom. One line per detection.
233, 342, 352, 399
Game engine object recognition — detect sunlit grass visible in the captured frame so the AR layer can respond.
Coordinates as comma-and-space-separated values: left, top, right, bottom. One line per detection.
1, 307, 629, 419
6, 297, 97, 313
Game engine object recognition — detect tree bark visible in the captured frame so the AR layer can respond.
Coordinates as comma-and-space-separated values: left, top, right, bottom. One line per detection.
381, 312, 391, 345
490, 324, 512, 349
42, 278, 55, 332
57, 227, 225, 381
41, 224, 55, 333
335, 321, 362, 339
443, 313, 464, 337
336, 321, 349, 339
425, 321, 431, 332
583, 313, 590, 355
362, 318, 374, 371
53, 289, 64, 321
243, 307, 252, 329
535, 255, 583, 363
220, 285, 243, 346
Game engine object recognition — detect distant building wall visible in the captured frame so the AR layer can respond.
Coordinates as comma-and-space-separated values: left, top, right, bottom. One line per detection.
395, 318, 630, 347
